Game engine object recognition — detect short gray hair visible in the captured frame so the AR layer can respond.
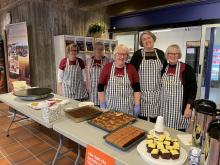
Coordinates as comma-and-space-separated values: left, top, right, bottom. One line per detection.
113, 44, 129, 58
139, 30, 156, 47
94, 41, 104, 50
165, 44, 182, 59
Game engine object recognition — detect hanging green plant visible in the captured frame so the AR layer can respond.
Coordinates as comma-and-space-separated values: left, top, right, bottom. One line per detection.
88, 23, 105, 34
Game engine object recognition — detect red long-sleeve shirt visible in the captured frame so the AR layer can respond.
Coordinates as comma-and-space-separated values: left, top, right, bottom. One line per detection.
98, 63, 141, 92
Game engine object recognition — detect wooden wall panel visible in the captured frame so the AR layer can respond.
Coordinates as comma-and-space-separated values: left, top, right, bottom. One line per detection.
0, 0, 108, 91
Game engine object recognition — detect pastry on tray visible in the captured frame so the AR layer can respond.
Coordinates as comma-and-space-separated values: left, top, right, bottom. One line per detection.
89, 111, 136, 131
146, 139, 154, 147
147, 143, 156, 153
151, 149, 159, 159
160, 148, 171, 159
64, 106, 102, 121
105, 125, 145, 149
170, 149, 180, 160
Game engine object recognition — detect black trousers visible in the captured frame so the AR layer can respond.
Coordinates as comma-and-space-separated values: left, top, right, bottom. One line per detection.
138, 116, 157, 123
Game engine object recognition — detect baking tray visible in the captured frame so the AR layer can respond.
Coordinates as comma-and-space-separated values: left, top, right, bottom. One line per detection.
103, 125, 146, 151
64, 105, 103, 123
88, 111, 136, 132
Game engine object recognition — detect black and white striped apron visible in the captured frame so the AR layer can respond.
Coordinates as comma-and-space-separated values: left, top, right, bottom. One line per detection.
62, 59, 88, 100
160, 62, 190, 129
139, 49, 162, 117
89, 58, 103, 105
106, 63, 134, 115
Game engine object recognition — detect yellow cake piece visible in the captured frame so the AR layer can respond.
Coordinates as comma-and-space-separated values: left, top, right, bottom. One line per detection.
164, 140, 171, 145
173, 142, 180, 147
158, 135, 166, 141
146, 139, 154, 145
165, 136, 171, 141
160, 148, 170, 153
173, 142, 180, 150
170, 149, 179, 155
165, 145, 173, 150
157, 143, 164, 150
151, 149, 159, 154
148, 143, 156, 149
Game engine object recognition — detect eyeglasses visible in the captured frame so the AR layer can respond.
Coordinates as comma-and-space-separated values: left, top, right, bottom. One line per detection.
70, 49, 78, 52
116, 53, 127, 56
168, 53, 179, 56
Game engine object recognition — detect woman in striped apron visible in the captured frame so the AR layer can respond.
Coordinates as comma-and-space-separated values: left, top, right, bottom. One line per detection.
86, 42, 110, 106
98, 44, 141, 116
57, 44, 88, 100
130, 31, 167, 122
160, 44, 197, 131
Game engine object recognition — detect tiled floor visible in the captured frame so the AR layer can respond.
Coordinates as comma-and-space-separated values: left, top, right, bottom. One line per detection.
0, 103, 85, 165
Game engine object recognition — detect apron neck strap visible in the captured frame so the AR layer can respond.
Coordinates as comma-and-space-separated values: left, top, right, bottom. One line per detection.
141, 48, 159, 59
111, 63, 126, 77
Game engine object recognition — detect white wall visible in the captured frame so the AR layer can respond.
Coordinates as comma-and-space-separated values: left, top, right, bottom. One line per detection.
114, 34, 135, 52
153, 27, 202, 62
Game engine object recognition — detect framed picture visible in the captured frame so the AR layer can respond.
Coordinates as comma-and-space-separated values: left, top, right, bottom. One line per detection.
75, 36, 86, 52
95, 38, 111, 54
65, 35, 75, 47
85, 37, 94, 52
110, 40, 118, 53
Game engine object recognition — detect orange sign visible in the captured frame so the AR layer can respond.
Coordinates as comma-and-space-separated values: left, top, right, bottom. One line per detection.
85, 144, 115, 165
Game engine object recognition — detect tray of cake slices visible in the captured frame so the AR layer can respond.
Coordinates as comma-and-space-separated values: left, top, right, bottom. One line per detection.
104, 125, 146, 151
64, 105, 103, 123
88, 111, 136, 132
137, 134, 188, 165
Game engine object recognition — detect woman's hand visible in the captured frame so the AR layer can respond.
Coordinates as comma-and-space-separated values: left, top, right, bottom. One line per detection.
58, 83, 62, 95
184, 104, 192, 118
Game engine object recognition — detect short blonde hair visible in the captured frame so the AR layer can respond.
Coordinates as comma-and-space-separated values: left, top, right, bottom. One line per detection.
66, 43, 79, 56
113, 44, 129, 58
139, 30, 156, 47
165, 44, 182, 59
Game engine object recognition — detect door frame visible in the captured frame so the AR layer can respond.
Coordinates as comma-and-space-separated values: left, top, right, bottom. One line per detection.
197, 24, 220, 99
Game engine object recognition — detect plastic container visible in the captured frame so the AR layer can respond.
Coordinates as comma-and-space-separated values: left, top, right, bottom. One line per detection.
41, 102, 61, 123
188, 147, 201, 165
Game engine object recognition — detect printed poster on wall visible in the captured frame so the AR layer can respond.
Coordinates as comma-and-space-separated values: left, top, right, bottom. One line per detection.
6, 22, 30, 92
211, 45, 220, 81
0, 39, 7, 93
65, 36, 75, 47
85, 37, 94, 52
75, 36, 86, 52
110, 40, 118, 53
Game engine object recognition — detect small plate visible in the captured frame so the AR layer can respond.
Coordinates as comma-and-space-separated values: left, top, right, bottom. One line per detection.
149, 129, 170, 138
27, 102, 45, 110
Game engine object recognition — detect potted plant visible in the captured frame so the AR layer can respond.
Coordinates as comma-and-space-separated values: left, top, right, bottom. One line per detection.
88, 23, 105, 38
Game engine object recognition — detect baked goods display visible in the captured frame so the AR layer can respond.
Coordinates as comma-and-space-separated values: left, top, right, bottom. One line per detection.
48, 98, 63, 103
89, 111, 136, 132
146, 134, 180, 160
64, 106, 102, 122
104, 125, 145, 150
